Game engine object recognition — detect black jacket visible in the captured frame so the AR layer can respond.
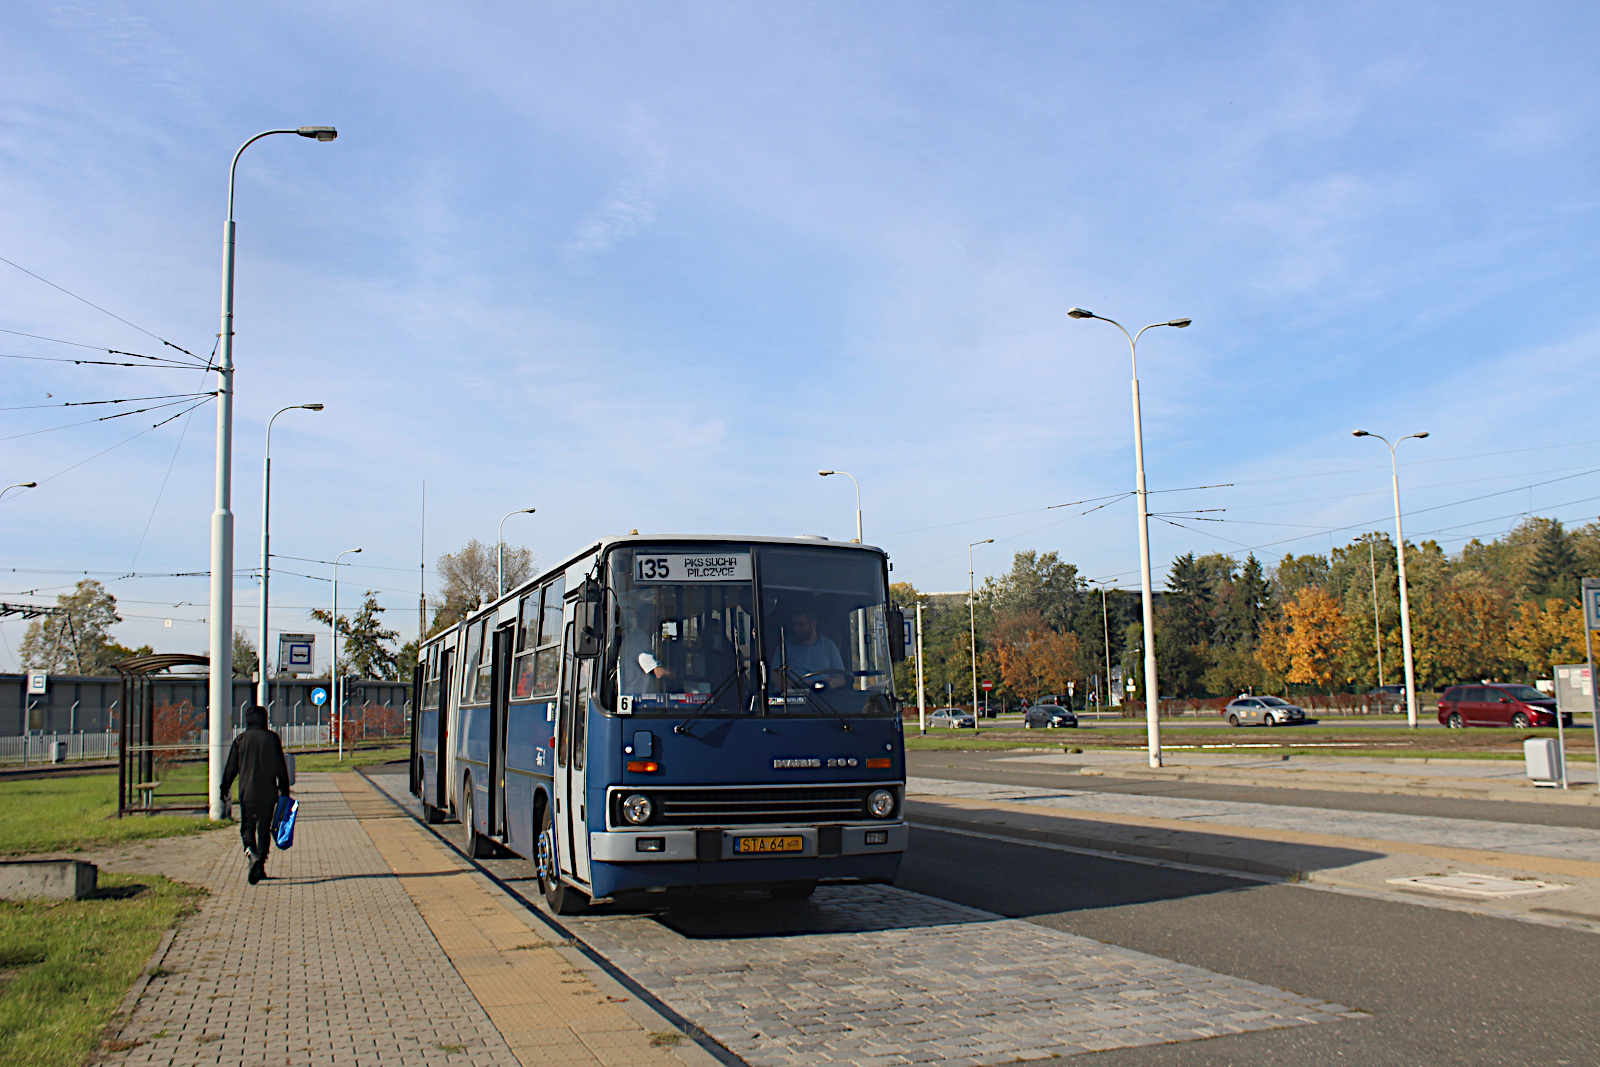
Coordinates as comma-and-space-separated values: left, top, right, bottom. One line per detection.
222, 725, 291, 808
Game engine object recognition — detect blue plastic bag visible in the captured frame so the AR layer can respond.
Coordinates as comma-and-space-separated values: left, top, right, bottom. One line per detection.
271, 795, 299, 850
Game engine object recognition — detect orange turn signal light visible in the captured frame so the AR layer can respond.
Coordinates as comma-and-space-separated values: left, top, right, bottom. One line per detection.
626, 760, 659, 773
866, 757, 892, 769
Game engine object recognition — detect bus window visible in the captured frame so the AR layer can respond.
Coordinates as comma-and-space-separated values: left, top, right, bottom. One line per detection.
608, 547, 756, 716
512, 590, 540, 699
573, 658, 592, 771
555, 621, 573, 768
461, 622, 484, 704
761, 545, 894, 715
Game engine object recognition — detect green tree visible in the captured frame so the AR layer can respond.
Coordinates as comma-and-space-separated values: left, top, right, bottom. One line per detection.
979, 550, 1084, 631
233, 629, 259, 679
18, 580, 124, 674
313, 591, 401, 680
1527, 520, 1580, 601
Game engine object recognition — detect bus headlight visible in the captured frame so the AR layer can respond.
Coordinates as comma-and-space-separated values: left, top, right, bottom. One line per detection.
866, 789, 895, 819
621, 793, 654, 825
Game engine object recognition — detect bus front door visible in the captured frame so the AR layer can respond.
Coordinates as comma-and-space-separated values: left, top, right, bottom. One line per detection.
555, 620, 593, 886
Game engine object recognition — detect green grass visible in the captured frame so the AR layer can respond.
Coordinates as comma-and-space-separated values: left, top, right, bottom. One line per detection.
0, 872, 202, 1067
292, 744, 409, 774
905, 723, 1597, 761
0, 776, 221, 857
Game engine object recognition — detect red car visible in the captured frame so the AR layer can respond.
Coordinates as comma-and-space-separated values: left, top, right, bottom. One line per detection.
1437, 684, 1569, 728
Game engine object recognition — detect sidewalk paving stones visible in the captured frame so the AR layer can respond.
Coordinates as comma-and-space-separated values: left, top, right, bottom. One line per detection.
90, 773, 696, 1067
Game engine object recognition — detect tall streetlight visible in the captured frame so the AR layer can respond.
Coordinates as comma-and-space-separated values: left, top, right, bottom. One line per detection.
0, 482, 37, 502
208, 125, 337, 821
969, 538, 993, 726
497, 507, 536, 597
1353, 430, 1428, 728
818, 470, 863, 543
331, 547, 362, 760
258, 404, 323, 718
1069, 308, 1189, 768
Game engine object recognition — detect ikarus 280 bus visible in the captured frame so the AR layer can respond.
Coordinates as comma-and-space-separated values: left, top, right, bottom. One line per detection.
410, 534, 908, 913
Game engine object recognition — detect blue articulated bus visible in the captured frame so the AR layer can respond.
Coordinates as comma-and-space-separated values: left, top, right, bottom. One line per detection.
411, 534, 909, 913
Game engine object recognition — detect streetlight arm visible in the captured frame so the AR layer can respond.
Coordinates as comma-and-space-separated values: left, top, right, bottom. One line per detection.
227, 131, 300, 217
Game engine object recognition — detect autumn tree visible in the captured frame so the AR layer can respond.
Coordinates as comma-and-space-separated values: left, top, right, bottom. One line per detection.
430, 538, 534, 634
1508, 598, 1586, 679
1409, 587, 1514, 689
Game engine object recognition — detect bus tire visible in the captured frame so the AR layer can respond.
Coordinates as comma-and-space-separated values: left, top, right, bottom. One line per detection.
462, 776, 494, 859
538, 804, 589, 915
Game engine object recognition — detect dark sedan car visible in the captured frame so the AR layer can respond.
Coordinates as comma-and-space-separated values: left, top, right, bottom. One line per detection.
1023, 704, 1078, 729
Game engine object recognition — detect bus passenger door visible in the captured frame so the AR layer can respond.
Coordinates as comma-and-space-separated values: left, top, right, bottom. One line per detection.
554, 617, 593, 886
489, 623, 514, 839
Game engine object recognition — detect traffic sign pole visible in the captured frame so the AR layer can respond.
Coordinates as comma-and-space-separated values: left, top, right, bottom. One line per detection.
1585, 578, 1600, 794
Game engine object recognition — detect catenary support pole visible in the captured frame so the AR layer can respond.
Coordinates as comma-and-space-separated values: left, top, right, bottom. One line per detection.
915, 602, 926, 736
209, 125, 336, 820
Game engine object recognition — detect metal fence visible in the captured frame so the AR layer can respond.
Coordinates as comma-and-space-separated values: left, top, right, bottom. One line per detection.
0, 731, 120, 765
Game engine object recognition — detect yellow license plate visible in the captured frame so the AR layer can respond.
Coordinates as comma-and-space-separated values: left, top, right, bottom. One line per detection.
734, 835, 804, 854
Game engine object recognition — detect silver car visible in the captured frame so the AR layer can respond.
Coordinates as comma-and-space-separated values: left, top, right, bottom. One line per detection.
928, 707, 976, 729
1224, 696, 1306, 727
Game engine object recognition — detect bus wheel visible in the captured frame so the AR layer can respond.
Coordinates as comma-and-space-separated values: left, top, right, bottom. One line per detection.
538, 805, 589, 915
462, 777, 494, 859
769, 880, 817, 901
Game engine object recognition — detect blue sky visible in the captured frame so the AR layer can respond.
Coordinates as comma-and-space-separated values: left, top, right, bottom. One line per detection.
3, 2, 1600, 668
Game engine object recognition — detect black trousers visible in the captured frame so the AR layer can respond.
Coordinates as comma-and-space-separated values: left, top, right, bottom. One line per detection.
239, 800, 276, 863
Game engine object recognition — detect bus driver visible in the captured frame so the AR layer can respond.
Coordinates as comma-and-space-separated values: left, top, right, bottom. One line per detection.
781, 609, 847, 688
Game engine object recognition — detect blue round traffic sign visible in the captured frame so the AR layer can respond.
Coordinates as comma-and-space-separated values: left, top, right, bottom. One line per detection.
311, 687, 327, 706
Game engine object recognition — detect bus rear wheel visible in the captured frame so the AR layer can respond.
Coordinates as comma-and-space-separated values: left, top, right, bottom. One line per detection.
461, 777, 494, 859
537, 805, 589, 915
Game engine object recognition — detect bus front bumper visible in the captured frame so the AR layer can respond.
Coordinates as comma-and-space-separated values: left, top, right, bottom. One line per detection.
589, 822, 908, 863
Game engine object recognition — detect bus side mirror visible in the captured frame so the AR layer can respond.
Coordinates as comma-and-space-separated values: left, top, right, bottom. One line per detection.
887, 608, 907, 664
575, 578, 603, 658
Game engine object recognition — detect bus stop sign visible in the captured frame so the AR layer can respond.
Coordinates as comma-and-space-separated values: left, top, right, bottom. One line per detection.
1584, 578, 1600, 631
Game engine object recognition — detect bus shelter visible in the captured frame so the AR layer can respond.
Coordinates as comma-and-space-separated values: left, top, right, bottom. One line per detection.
114, 653, 212, 817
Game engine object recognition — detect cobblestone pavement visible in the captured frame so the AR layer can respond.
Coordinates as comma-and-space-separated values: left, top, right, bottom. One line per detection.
365, 772, 1357, 1066
95, 773, 697, 1067
909, 773, 1600, 862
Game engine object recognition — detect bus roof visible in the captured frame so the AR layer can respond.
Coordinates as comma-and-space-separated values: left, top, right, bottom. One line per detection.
422, 533, 888, 650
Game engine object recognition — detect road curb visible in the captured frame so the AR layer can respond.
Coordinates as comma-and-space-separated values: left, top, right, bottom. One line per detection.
352, 767, 742, 1067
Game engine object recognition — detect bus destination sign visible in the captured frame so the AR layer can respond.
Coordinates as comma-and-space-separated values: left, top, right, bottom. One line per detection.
635, 552, 751, 583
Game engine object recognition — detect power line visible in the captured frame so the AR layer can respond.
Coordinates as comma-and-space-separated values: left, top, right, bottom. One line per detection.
0, 391, 212, 412
0, 394, 212, 442
0, 255, 201, 359
2, 395, 215, 495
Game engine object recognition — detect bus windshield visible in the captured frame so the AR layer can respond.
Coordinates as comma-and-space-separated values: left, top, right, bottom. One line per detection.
606, 542, 895, 717
761, 544, 895, 716
609, 547, 758, 716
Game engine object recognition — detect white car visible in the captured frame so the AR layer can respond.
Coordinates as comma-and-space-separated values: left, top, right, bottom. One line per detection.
1224, 696, 1306, 727
928, 707, 976, 729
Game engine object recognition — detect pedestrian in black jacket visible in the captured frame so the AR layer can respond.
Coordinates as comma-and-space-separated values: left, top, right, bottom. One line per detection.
221, 705, 292, 885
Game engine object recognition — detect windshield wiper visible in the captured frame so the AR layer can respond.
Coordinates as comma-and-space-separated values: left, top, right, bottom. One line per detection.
672, 660, 751, 735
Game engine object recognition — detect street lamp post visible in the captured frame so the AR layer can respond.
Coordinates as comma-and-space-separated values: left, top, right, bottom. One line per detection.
258, 404, 323, 719
818, 471, 863, 543
1353, 431, 1428, 728
331, 547, 361, 761
497, 507, 536, 598
969, 538, 993, 728
1069, 308, 1189, 767
208, 125, 337, 820
0, 482, 37, 502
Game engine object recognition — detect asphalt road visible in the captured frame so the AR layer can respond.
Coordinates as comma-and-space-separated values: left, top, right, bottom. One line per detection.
897, 821, 1600, 1065
908, 749, 1600, 829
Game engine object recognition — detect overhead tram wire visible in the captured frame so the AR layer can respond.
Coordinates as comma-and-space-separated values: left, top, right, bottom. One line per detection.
0, 255, 203, 362
0, 350, 214, 370
3, 394, 215, 496
0, 392, 214, 412
0, 395, 214, 442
